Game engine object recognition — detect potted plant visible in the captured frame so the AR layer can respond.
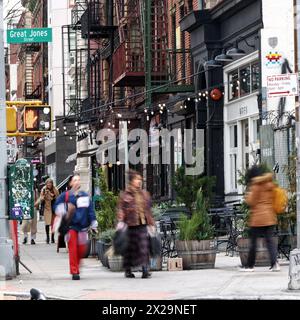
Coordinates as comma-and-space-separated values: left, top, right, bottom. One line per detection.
237, 164, 279, 266
176, 184, 217, 270
94, 167, 118, 266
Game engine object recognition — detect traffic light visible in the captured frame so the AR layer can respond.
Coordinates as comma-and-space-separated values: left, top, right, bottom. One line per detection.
24, 105, 52, 133
6, 107, 17, 133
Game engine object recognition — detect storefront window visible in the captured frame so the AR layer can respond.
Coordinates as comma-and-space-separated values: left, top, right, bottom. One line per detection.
229, 70, 239, 101
251, 62, 260, 92
228, 61, 259, 101
239, 66, 251, 97
230, 125, 238, 148
229, 124, 238, 192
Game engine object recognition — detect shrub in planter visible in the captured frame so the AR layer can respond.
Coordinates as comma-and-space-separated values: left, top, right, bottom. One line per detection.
176, 189, 217, 270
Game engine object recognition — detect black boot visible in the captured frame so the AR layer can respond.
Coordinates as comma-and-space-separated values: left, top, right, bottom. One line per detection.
51, 233, 55, 244
125, 269, 135, 278
45, 226, 50, 244
142, 266, 152, 279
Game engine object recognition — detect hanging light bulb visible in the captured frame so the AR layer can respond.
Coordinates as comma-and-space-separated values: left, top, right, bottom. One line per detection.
151, 111, 154, 115
195, 98, 198, 102
128, 120, 131, 124
198, 92, 201, 96
187, 97, 191, 101
100, 119, 104, 123
147, 115, 150, 121
64, 131, 67, 135
63, 126, 66, 130
75, 122, 78, 127
112, 124, 115, 128
56, 128, 60, 132
108, 122, 111, 126
144, 109, 147, 113
70, 136, 73, 140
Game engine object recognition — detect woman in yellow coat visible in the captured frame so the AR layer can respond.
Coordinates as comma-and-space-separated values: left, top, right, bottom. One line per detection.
40, 179, 59, 244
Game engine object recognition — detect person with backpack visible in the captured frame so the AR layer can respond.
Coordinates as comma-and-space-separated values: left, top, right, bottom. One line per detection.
241, 165, 287, 272
54, 174, 98, 280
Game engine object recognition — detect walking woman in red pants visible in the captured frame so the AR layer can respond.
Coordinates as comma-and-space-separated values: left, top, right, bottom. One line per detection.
55, 175, 98, 280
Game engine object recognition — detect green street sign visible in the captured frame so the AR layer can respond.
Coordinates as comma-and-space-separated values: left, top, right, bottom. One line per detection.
7, 28, 52, 44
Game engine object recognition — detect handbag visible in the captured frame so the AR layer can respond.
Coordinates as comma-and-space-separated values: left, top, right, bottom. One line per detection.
57, 191, 73, 237
113, 228, 128, 256
149, 232, 162, 257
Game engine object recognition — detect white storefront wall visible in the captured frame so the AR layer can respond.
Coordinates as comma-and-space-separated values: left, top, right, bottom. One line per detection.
224, 52, 260, 197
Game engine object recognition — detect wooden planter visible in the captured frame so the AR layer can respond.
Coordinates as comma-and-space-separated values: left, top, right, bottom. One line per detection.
176, 240, 217, 270
237, 237, 278, 267
108, 255, 124, 272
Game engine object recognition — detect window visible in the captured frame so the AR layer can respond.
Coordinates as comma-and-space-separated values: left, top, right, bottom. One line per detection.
230, 125, 238, 148
228, 61, 259, 101
251, 62, 260, 92
239, 65, 251, 97
229, 70, 239, 100
229, 124, 238, 191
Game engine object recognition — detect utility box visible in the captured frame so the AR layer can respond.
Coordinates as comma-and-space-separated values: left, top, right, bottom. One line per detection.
167, 258, 183, 271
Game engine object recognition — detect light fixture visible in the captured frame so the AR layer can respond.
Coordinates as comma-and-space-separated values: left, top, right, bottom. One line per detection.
63, 126, 66, 130
100, 119, 103, 123
75, 121, 78, 127
187, 97, 191, 101
151, 111, 154, 115
215, 51, 233, 62
227, 46, 246, 57
204, 59, 222, 68
43, 107, 50, 115
56, 128, 60, 132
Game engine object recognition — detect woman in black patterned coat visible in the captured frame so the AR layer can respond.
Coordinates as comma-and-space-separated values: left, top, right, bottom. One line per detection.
117, 170, 155, 279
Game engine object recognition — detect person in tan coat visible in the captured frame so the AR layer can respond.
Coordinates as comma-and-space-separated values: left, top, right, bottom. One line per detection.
243, 167, 280, 272
40, 178, 59, 244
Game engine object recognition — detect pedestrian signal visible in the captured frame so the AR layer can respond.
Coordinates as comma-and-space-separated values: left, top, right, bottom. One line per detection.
24, 105, 52, 133
6, 107, 17, 133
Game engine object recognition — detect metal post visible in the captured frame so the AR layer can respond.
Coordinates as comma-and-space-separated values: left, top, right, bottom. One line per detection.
0, 0, 16, 279
288, 0, 300, 290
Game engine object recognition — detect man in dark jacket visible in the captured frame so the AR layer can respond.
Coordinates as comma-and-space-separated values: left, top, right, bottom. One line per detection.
55, 175, 98, 280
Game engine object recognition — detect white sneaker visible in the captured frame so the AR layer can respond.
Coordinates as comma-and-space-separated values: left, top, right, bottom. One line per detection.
270, 262, 280, 272
239, 267, 254, 272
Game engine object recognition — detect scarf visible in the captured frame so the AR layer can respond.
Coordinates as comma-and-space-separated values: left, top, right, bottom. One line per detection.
128, 185, 146, 225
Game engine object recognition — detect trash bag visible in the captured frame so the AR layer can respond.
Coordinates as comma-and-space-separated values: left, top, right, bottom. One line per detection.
113, 229, 128, 256
149, 233, 162, 257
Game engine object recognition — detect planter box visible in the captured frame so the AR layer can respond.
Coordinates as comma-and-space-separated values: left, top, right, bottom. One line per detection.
237, 237, 278, 267
97, 240, 110, 268
176, 240, 217, 270
108, 256, 124, 272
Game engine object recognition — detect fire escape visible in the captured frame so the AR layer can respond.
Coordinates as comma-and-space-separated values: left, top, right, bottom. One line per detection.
63, 0, 116, 124
113, 0, 193, 111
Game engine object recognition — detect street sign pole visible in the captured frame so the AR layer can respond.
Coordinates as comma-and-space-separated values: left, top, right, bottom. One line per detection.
0, 0, 16, 279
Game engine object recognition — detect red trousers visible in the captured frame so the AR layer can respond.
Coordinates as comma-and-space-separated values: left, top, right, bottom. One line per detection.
68, 230, 87, 275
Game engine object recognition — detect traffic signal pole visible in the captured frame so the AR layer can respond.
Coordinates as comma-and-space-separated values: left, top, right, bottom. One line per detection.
0, 0, 16, 279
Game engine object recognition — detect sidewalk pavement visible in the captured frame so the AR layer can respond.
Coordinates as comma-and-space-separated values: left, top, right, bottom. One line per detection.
1, 222, 300, 300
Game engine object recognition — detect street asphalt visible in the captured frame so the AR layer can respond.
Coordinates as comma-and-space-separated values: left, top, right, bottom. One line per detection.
1, 221, 300, 300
